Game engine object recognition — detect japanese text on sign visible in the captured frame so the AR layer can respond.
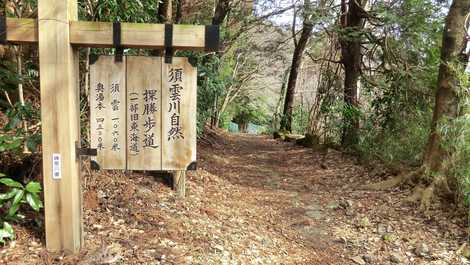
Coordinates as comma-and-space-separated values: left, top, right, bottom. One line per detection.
168, 68, 184, 141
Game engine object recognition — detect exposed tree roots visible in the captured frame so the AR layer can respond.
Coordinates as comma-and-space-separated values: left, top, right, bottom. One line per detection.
360, 167, 452, 212
360, 168, 423, 191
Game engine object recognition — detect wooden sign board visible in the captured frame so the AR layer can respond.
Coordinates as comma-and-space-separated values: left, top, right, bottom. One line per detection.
90, 56, 197, 171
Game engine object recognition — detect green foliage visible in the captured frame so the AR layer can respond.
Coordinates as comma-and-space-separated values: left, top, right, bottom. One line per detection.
78, 0, 158, 22
0, 56, 41, 155
318, 99, 348, 144
0, 61, 21, 109
291, 105, 309, 134
231, 95, 270, 127
0, 175, 43, 244
350, 0, 444, 165
439, 65, 470, 205
1, 102, 41, 154
197, 54, 229, 133
442, 113, 470, 205
0, 221, 15, 244
218, 111, 232, 130
0, 177, 43, 218
358, 112, 430, 166
177, 51, 234, 134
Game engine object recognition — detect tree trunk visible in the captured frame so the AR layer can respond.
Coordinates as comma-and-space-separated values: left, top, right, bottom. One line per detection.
16, 46, 29, 153
212, 0, 231, 25
175, 0, 184, 23
339, 0, 365, 147
157, 0, 173, 23
364, 0, 470, 210
273, 67, 290, 131
424, 0, 470, 173
281, 0, 313, 132
208, 0, 232, 129
210, 94, 218, 128
152, 0, 173, 57
216, 89, 232, 128
239, 122, 248, 133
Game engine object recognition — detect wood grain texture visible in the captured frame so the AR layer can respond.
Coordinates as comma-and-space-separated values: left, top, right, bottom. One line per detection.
126, 56, 162, 170
6, 18, 37, 43
90, 56, 126, 170
172, 170, 186, 198
161, 57, 197, 170
38, 0, 82, 253
6, 18, 207, 50
72, 22, 205, 49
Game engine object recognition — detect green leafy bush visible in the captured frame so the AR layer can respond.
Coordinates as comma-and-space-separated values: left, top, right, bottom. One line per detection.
358, 113, 430, 167
291, 105, 309, 134
2, 102, 41, 153
0, 174, 43, 244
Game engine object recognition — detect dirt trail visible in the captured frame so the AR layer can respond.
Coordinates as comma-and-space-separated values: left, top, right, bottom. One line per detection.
2, 132, 468, 264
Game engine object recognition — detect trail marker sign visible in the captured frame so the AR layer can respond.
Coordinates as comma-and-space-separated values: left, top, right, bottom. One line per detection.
90, 56, 197, 171
0, 0, 218, 253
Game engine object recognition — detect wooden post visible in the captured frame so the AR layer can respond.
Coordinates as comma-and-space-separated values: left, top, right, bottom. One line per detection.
172, 171, 186, 198
38, 0, 82, 253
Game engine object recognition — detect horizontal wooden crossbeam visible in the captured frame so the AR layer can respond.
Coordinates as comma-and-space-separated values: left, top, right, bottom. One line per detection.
3, 17, 219, 51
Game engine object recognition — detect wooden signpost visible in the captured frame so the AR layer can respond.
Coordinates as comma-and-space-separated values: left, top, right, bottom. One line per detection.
0, 0, 218, 254
89, 56, 197, 171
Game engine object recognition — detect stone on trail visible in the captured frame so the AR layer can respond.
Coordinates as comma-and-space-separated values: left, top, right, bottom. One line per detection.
351, 255, 366, 265
377, 223, 387, 235
339, 199, 353, 209
362, 254, 376, 263
326, 201, 340, 210
390, 252, 404, 263
305, 209, 323, 220
359, 217, 371, 228
414, 242, 430, 257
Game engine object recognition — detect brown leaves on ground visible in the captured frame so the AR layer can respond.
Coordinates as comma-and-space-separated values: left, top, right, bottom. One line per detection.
0, 130, 468, 264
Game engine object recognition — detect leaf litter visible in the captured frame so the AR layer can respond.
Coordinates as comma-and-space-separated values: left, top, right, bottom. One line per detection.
1, 129, 469, 264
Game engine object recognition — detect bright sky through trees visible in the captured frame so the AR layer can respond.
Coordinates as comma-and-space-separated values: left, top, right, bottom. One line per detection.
255, 0, 295, 25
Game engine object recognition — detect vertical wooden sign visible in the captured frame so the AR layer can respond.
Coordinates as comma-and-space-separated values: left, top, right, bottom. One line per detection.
162, 57, 197, 170
89, 56, 196, 171
126, 57, 162, 170
90, 56, 127, 169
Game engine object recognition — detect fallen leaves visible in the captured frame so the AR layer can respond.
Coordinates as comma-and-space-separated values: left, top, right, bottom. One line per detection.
1, 132, 469, 264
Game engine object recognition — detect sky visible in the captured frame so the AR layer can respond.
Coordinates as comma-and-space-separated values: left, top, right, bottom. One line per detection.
254, 0, 296, 26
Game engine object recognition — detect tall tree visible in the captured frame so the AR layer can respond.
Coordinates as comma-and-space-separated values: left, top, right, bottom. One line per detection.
364, 0, 470, 209
212, 0, 231, 25
339, 0, 367, 147
175, 0, 185, 23
281, 0, 314, 132
157, 0, 172, 23
209, 0, 232, 128
424, 0, 470, 173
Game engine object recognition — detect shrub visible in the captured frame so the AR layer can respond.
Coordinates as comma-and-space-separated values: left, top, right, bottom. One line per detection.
0, 174, 43, 244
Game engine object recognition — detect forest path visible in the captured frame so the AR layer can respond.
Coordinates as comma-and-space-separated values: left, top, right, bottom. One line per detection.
3, 131, 467, 264
196, 132, 466, 265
